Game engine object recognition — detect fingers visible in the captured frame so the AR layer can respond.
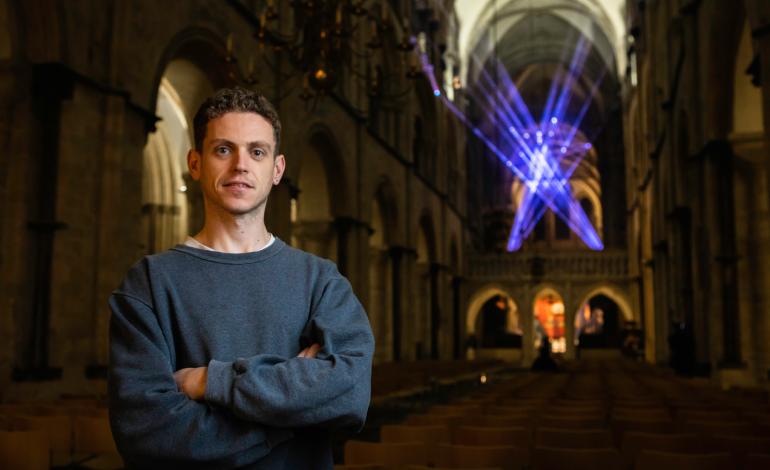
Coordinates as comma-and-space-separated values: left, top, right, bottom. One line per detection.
306, 343, 321, 358
297, 343, 322, 359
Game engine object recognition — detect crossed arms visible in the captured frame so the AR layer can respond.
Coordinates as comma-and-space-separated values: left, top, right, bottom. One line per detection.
108, 273, 374, 466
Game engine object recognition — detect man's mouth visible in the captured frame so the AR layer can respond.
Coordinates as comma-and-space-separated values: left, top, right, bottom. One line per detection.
223, 182, 254, 189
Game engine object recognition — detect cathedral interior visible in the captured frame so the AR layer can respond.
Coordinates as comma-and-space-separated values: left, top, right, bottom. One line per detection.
2, 0, 770, 468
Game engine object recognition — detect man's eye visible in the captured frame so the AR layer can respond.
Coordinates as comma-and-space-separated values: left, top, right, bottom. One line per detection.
252, 149, 265, 158
215, 146, 230, 155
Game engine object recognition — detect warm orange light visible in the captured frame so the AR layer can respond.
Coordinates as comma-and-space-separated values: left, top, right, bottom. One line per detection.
314, 69, 328, 81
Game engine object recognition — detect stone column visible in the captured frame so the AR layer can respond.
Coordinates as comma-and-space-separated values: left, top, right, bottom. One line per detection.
368, 247, 392, 363
332, 216, 372, 303
563, 285, 576, 360
700, 140, 741, 367
451, 276, 463, 359
89, 94, 154, 379
389, 245, 416, 361
520, 287, 535, 365
12, 64, 74, 382
264, 178, 295, 243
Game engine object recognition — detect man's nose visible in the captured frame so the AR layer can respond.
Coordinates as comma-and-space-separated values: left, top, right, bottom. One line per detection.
232, 147, 249, 172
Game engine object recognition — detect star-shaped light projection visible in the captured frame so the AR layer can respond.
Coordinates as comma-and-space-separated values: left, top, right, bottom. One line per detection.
416, 36, 605, 251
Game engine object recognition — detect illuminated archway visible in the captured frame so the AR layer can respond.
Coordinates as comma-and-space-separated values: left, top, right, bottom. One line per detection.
533, 287, 566, 353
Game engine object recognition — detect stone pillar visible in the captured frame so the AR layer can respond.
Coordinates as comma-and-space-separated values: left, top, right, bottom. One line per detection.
451, 276, 463, 359
429, 262, 441, 359
520, 287, 535, 365
368, 247, 392, 363
563, 286, 576, 360
701, 140, 741, 367
387, 246, 406, 361
413, 261, 430, 360
389, 245, 417, 361
12, 63, 74, 382
333, 216, 372, 303
88, 94, 153, 379
264, 178, 295, 244
0, 61, 23, 394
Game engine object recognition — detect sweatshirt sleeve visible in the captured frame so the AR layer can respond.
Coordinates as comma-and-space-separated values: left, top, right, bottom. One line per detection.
108, 292, 287, 467
203, 269, 375, 429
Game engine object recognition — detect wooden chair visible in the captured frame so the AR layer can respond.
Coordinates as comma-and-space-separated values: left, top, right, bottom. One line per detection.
431, 404, 485, 414
620, 432, 702, 468
456, 415, 532, 428
745, 453, 770, 470
612, 408, 670, 421
434, 444, 529, 470
676, 410, 737, 422
633, 450, 733, 470
538, 416, 604, 429
535, 428, 613, 449
381, 424, 451, 444
681, 420, 754, 437
12, 414, 73, 466
344, 441, 429, 468
334, 465, 387, 470
71, 415, 123, 470
404, 466, 501, 470
405, 414, 461, 427
709, 435, 770, 468
453, 426, 531, 447
532, 446, 622, 470
0, 430, 50, 470
610, 418, 674, 443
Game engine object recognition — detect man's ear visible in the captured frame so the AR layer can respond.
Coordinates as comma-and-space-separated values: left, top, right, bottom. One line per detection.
273, 154, 286, 185
188, 149, 201, 181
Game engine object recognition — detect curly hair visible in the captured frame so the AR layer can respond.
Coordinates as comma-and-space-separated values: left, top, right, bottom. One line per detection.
192, 87, 282, 154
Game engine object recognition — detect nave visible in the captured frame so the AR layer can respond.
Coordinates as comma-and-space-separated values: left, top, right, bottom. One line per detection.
339, 358, 770, 469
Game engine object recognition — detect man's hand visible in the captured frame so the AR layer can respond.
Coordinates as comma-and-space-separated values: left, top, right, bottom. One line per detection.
297, 343, 321, 358
174, 345, 319, 400
174, 367, 207, 400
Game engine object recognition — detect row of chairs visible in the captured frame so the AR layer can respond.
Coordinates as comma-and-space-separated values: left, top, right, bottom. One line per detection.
0, 400, 122, 470
340, 358, 770, 469
372, 360, 504, 399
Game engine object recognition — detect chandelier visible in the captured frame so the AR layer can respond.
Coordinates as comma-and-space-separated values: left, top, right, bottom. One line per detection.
226, 0, 420, 103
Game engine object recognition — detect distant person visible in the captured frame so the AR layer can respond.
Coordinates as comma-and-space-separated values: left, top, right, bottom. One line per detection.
531, 336, 559, 372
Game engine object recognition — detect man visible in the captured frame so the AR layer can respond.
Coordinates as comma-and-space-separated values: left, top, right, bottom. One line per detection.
108, 87, 374, 469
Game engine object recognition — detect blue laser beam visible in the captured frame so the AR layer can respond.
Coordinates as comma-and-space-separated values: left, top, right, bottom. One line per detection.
413, 34, 604, 251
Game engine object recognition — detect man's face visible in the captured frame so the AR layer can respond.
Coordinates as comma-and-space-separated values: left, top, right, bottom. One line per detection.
188, 112, 285, 217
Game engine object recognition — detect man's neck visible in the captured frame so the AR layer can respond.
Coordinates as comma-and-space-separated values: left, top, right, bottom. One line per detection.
194, 209, 272, 254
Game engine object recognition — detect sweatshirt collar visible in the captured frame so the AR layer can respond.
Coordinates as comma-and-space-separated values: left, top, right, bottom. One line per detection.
171, 237, 286, 265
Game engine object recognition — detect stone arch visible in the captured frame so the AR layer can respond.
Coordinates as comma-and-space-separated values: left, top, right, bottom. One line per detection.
292, 124, 349, 264
372, 176, 400, 247
571, 179, 603, 234
148, 27, 233, 116
573, 283, 635, 323
531, 284, 567, 352
701, 2, 746, 138
368, 176, 400, 363
413, 210, 439, 358
462, 0, 623, 84
142, 31, 227, 253
416, 210, 437, 264
731, 18, 762, 135
466, 285, 519, 336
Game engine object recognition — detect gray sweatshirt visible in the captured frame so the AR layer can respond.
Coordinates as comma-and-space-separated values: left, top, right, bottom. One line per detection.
108, 238, 374, 469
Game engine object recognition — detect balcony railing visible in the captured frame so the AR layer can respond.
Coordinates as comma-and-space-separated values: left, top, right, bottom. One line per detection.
468, 250, 628, 281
